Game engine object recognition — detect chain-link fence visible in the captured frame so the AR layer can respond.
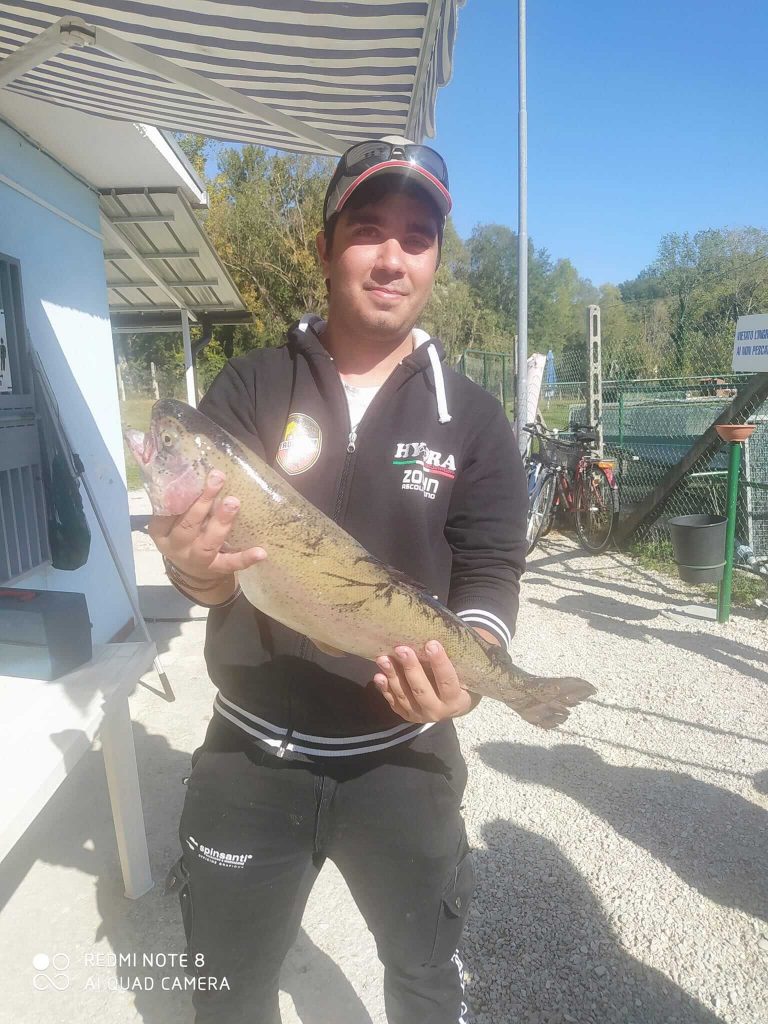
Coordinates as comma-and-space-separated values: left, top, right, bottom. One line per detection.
618, 382, 768, 565
457, 344, 768, 602
457, 350, 513, 413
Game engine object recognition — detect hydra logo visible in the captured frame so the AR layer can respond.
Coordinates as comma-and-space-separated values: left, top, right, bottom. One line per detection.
392, 441, 457, 500
184, 835, 253, 868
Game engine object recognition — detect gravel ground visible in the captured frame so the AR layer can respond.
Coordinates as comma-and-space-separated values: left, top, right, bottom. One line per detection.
457, 534, 767, 1024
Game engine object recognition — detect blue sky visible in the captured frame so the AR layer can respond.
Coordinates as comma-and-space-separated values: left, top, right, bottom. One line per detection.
433, 0, 768, 286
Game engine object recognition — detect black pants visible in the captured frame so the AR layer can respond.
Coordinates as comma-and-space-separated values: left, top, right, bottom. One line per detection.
165, 714, 474, 1024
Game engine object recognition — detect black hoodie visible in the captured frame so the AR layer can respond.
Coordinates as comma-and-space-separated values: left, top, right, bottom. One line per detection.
196, 317, 528, 761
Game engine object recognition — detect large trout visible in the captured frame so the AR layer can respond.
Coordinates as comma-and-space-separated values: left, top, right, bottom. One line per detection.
126, 399, 596, 728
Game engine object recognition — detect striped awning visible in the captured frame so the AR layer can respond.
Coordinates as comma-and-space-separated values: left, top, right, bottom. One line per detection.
0, 2, 463, 156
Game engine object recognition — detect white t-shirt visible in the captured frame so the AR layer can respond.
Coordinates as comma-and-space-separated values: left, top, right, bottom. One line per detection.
342, 380, 380, 432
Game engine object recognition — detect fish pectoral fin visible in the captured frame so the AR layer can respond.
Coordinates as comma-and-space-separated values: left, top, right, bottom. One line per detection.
309, 638, 347, 658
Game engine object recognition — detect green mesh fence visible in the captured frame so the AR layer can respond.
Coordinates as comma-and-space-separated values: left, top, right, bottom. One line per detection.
617, 380, 768, 563
457, 350, 512, 413
458, 345, 768, 602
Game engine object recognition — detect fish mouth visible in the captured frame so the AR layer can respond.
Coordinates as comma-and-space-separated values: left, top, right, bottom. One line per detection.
124, 426, 156, 465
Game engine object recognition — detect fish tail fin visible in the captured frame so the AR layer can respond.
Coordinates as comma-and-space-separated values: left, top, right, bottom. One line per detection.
508, 677, 597, 730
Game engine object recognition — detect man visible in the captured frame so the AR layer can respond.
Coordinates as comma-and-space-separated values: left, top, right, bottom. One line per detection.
152, 138, 528, 1024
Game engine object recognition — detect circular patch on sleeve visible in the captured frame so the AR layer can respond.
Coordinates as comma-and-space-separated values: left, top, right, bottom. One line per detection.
276, 413, 323, 475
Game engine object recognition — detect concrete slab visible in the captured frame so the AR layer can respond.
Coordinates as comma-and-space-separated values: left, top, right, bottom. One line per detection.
664, 603, 719, 622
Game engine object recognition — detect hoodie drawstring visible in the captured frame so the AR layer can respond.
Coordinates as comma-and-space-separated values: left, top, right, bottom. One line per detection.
427, 342, 452, 424
296, 317, 451, 425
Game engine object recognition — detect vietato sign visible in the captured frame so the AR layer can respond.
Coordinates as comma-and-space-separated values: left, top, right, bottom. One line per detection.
733, 313, 768, 372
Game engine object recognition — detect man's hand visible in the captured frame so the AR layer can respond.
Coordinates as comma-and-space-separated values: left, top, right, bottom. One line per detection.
373, 640, 475, 723
148, 469, 267, 579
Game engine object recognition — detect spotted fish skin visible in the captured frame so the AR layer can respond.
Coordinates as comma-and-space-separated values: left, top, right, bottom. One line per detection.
127, 399, 596, 729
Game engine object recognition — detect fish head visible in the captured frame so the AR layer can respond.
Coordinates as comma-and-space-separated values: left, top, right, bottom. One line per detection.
124, 400, 211, 516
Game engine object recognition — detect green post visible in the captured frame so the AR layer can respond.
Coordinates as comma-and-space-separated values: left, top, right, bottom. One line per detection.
717, 440, 742, 624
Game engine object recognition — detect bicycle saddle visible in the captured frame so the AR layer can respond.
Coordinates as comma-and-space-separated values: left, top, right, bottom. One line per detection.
574, 428, 598, 443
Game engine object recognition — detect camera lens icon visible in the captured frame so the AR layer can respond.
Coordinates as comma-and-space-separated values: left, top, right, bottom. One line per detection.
32, 952, 70, 990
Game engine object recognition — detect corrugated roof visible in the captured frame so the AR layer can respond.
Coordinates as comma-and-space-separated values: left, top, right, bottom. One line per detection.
100, 188, 250, 327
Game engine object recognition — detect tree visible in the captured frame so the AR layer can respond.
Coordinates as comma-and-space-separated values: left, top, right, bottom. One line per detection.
205, 147, 334, 343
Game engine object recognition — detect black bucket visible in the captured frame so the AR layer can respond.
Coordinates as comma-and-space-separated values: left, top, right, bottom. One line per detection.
668, 514, 727, 584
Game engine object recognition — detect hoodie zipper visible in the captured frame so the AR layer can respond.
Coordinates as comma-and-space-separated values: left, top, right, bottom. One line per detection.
292, 357, 359, 698
291, 354, 407, 716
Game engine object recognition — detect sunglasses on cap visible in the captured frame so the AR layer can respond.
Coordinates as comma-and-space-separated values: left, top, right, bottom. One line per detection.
324, 140, 451, 225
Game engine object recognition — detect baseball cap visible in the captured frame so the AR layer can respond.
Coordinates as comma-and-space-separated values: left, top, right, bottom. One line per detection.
323, 136, 452, 227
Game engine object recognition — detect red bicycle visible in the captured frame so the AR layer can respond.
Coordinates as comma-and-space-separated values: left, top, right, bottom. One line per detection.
524, 423, 620, 553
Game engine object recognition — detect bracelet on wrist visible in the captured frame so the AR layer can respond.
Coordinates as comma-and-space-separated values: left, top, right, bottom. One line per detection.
163, 558, 222, 593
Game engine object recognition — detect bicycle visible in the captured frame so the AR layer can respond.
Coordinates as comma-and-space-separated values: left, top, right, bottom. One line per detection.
523, 422, 620, 554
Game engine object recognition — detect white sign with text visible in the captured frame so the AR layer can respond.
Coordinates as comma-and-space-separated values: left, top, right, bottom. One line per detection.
733, 313, 768, 372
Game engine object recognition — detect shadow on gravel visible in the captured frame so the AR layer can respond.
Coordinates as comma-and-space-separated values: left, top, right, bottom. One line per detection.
584, 698, 768, 749
282, 929, 373, 1024
0, 719, 372, 1024
527, 539, 768, 622
479, 743, 768, 924
529, 594, 768, 685
464, 819, 724, 1024
523, 571, 688, 609
528, 566, 688, 605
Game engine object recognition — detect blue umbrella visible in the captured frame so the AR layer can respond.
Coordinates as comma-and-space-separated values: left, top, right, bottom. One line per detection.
544, 349, 557, 398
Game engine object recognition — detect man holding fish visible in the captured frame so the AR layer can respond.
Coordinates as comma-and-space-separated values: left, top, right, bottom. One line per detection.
143, 139, 536, 1023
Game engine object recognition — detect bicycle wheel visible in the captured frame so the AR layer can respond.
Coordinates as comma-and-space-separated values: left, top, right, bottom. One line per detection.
539, 487, 557, 537
574, 465, 616, 553
527, 471, 556, 554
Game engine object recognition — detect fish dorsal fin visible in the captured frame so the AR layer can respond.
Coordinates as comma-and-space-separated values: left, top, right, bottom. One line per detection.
481, 638, 513, 667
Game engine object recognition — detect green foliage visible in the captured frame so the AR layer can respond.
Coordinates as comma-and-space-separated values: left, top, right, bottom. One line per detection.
119, 136, 768, 403
208, 146, 335, 343
614, 227, 768, 379
172, 132, 212, 178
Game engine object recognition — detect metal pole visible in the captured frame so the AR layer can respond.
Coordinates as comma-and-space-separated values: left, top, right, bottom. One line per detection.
717, 440, 742, 624
516, 0, 528, 454
181, 309, 197, 407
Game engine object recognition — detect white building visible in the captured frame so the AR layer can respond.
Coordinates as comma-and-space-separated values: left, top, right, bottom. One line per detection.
0, 93, 249, 642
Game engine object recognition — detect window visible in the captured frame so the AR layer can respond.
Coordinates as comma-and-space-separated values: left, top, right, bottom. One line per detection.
0, 255, 51, 583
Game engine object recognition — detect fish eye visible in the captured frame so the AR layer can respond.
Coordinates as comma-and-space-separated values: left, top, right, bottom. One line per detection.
162, 431, 173, 446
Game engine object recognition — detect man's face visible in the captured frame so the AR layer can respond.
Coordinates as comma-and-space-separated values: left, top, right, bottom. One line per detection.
317, 189, 440, 341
